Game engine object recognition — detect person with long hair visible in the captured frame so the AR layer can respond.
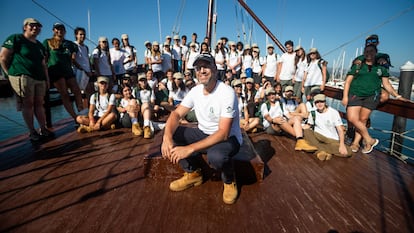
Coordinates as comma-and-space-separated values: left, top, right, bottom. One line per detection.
342, 44, 404, 154
293, 45, 306, 100
116, 84, 143, 136
301, 48, 327, 101
132, 74, 155, 138
149, 41, 164, 81
43, 23, 84, 120
212, 41, 227, 81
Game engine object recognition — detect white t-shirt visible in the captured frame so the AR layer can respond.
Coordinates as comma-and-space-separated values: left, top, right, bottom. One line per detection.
307, 107, 343, 140
74, 41, 91, 72
132, 87, 155, 103
281, 98, 298, 118
180, 81, 242, 144
92, 48, 112, 76
118, 98, 139, 118
90, 93, 116, 117
151, 54, 163, 72
123, 46, 137, 71
186, 50, 199, 70
278, 52, 296, 81
242, 54, 253, 70
228, 51, 241, 72
172, 44, 182, 61
252, 57, 262, 73
212, 50, 226, 71
110, 48, 129, 75
260, 101, 283, 129
295, 58, 307, 82
263, 53, 278, 77
169, 87, 188, 102
161, 51, 172, 73
304, 59, 323, 87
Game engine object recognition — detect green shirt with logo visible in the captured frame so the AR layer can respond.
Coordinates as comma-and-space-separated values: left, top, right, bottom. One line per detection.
43, 39, 77, 79
2, 34, 46, 81
347, 63, 389, 97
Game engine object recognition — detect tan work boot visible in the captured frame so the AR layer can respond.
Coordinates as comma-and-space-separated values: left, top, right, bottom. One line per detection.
169, 169, 203, 191
77, 124, 92, 133
223, 182, 238, 204
143, 126, 153, 139
132, 123, 143, 136
316, 151, 332, 161
295, 139, 318, 152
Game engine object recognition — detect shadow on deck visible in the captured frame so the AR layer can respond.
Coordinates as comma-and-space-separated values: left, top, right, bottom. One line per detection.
0, 118, 413, 233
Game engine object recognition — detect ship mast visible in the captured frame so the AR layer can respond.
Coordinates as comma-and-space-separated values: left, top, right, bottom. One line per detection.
205, 0, 215, 48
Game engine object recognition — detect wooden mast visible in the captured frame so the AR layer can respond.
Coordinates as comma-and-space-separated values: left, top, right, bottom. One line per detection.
205, 0, 215, 48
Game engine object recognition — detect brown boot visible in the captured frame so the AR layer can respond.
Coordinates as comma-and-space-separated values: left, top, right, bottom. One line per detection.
223, 181, 238, 204
77, 124, 92, 133
169, 169, 203, 191
143, 126, 153, 139
295, 139, 318, 152
316, 151, 332, 161
132, 123, 143, 136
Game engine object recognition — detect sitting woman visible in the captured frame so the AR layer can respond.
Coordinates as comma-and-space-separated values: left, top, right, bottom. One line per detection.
167, 72, 189, 110
132, 74, 156, 138
116, 84, 143, 136
233, 79, 260, 133
76, 76, 117, 133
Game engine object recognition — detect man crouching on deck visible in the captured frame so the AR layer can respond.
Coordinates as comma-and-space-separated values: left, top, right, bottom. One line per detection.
161, 54, 242, 204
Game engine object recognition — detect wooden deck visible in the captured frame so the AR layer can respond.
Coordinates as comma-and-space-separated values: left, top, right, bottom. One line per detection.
1, 118, 413, 233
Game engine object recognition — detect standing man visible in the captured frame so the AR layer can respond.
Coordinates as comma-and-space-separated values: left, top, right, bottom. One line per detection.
0, 18, 53, 141
171, 35, 182, 72
276, 40, 296, 91
161, 54, 242, 205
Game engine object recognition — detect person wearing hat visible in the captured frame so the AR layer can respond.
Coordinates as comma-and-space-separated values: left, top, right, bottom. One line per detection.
92, 36, 116, 90
304, 86, 321, 114
167, 72, 189, 108
304, 94, 352, 161
227, 41, 242, 79
161, 53, 242, 204
302, 48, 327, 101
212, 40, 227, 81
342, 44, 404, 154
185, 42, 200, 79
161, 42, 173, 73
110, 37, 130, 87
180, 35, 189, 71
44, 22, 85, 121
171, 35, 183, 72
120, 34, 138, 81
188, 32, 200, 52
293, 45, 306, 100
262, 43, 278, 85
0, 18, 55, 141
261, 86, 317, 152
76, 76, 117, 133
143, 40, 152, 71
149, 41, 164, 81
276, 40, 296, 91
251, 47, 262, 89
241, 44, 253, 79
233, 79, 260, 133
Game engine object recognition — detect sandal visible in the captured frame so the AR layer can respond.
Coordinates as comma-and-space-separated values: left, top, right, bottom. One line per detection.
350, 144, 360, 153
362, 139, 379, 154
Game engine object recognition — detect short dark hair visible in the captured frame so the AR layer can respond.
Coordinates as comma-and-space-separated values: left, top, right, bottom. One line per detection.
74, 27, 86, 36
285, 40, 293, 47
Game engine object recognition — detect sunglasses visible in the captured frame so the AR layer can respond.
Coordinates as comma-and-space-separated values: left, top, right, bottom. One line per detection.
194, 65, 212, 71
28, 23, 42, 28
99, 82, 108, 85
234, 85, 242, 88
366, 39, 378, 44
314, 100, 325, 104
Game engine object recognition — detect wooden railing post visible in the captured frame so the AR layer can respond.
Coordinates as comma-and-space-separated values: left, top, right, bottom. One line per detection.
391, 61, 414, 156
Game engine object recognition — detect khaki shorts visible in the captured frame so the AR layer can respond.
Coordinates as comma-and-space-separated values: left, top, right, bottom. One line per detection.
9, 75, 46, 97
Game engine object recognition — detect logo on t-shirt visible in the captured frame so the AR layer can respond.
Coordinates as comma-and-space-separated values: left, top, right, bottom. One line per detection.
226, 106, 233, 113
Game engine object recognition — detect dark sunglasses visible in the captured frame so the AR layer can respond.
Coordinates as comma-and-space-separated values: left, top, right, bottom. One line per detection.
29, 23, 42, 28
314, 100, 325, 104
234, 84, 242, 88
366, 39, 378, 44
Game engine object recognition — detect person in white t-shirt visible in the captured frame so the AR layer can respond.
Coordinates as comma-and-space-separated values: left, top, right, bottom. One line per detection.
161, 53, 242, 205
76, 76, 117, 133
302, 48, 327, 101
276, 40, 296, 90
262, 44, 278, 85
304, 94, 352, 161
110, 38, 129, 86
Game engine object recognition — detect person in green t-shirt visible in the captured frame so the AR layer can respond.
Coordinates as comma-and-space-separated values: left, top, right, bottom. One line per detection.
342, 45, 403, 154
43, 23, 84, 121
0, 18, 54, 142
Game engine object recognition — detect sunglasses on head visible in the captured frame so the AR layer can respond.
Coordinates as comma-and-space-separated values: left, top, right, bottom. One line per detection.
366, 39, 378, 44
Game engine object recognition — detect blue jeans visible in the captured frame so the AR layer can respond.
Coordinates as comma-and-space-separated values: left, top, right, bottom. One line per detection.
173, 126, 240, 183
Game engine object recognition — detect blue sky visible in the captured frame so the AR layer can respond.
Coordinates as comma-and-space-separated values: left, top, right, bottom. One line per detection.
1, 0, 413, 73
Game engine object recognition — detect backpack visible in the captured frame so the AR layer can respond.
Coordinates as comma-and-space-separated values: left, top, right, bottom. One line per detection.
318, 59, 330, 82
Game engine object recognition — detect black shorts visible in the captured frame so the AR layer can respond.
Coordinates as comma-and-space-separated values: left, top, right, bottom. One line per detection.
347, 93, 380, 110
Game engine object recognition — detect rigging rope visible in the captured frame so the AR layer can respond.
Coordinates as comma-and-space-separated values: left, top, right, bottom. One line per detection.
323, 4, 414, 57
172, 0, 186, 35
233, 0, 240, 41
